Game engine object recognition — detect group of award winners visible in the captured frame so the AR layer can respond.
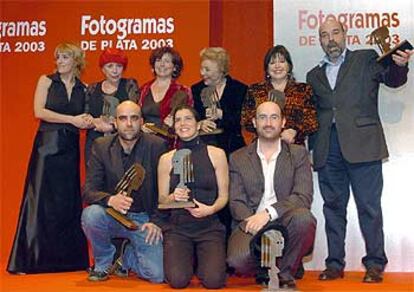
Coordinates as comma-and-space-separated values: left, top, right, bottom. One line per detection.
7, 18, 413, 291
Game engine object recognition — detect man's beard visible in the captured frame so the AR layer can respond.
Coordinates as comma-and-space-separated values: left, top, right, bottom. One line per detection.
326, 41, 343, 59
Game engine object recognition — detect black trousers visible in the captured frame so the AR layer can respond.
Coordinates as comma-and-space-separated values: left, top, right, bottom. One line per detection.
163, 219, 226, 289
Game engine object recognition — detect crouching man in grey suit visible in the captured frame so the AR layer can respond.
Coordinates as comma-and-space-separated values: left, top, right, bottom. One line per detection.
227, 101, 316, 290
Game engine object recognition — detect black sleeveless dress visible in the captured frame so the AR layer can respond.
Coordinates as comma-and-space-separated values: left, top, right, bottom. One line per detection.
7, 73, 89, 274
164, 137, 225, 232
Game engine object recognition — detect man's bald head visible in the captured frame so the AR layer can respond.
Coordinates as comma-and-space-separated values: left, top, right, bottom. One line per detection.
116, 100, 141, 118
115, 101, 143, 142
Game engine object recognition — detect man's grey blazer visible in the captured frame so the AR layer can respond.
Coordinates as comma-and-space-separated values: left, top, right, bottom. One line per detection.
306, 49, 409, 169
229, 140, 313, 225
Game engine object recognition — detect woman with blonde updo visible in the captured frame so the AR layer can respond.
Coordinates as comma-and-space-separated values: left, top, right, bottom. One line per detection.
192, 47, 247, 156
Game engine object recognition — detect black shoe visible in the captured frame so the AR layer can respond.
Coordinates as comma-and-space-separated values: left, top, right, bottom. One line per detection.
363, 267, 383, 283
280, 279, 297, 290
318, 268, 344, 280
88, 269, 109, 281
294, 263, 305, 279
255, 267, 269, 286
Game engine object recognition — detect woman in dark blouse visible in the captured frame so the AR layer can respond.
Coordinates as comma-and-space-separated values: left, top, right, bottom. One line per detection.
192, 47, 247, 156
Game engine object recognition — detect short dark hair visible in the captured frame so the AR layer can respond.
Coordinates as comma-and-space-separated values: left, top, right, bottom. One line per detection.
149, 47, 183, 79
172, 105, 200, 123
263, 45, 294, 80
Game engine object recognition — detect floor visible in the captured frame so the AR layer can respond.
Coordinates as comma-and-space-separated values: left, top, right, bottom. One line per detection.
1, 268, 413, 291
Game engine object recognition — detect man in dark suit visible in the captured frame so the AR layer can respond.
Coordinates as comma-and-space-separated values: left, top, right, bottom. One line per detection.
227, 101, 316, 290
306, 19, 413, 283
81, 101, 167, 282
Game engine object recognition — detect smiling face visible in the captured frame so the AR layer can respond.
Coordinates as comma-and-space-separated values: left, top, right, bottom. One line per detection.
102, 62, 124, 83
174, 108, 199, 141
267, 53, 290, 82
55, 51, 76, 75
253, 101, 286, 141
200, 59, 224, 86
319, 19, 347, 62
154, 53, 175, 79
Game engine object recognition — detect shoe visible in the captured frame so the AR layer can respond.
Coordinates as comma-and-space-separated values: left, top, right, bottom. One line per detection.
255, 267, 269, 286
88, 269, 109, 281
318, 268, 344, 280
279, 279, 297, 290
363, 267, 383, 283
294, 263, 305, 279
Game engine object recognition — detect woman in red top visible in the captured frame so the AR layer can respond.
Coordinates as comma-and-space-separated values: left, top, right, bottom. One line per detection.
139, 47, 193, 147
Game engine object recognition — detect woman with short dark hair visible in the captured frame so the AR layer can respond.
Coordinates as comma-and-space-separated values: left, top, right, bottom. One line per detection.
139, 47, 193, 147
158, 105, 229, 289
242, 45, 318, 145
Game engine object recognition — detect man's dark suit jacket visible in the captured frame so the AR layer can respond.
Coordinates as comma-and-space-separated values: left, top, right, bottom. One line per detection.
306, 49, 409, 169
83, 133, 167, 223
229, 140, 313, 225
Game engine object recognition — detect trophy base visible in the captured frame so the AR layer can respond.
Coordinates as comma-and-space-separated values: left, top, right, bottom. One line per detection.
106, 208, 139, 230
145, 123, 174, 138
158, 201, 196, 209
199, 128, 224, 136
377, 40, 413, 66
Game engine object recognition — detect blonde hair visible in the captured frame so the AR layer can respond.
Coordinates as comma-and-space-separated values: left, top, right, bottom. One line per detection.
54, 42, 86, 77
200, 47, 230, 75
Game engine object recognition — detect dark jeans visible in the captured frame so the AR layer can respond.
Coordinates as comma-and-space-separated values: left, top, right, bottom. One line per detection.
317, 125, 388, 271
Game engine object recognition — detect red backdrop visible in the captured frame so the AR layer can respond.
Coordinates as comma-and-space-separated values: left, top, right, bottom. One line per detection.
0, 0, 272, 263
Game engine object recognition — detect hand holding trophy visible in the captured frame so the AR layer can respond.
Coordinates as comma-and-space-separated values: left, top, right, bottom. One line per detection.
158, 149, 196, 209
369, 26, 413, 66
199, 86, 224, 135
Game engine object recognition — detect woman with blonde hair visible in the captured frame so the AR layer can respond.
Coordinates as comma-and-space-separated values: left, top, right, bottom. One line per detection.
191, 47, 247, 156
7, 42, 91, 274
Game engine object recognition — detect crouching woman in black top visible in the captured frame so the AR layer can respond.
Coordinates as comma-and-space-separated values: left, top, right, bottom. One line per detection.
158, 105, 229, 289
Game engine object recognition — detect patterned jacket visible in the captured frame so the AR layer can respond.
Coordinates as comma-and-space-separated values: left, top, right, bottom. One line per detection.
241, 79, 318, 145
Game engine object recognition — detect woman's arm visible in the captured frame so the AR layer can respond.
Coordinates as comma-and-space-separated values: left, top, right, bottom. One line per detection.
157, 151, 175, 204
33, 75, 90, 128
208, 146, 229, 213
